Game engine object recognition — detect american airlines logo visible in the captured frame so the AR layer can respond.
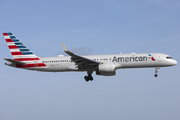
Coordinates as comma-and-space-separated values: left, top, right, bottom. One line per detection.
112, 55, 148, 62
148, 54, 156, 61
112, 54, 156, 62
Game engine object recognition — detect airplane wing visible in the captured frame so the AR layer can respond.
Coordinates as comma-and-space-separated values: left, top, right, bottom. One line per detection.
61, 42, 100, 68
4, 58, 27, 65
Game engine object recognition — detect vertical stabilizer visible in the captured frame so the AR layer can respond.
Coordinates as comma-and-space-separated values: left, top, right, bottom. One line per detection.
3, 32, 40, 62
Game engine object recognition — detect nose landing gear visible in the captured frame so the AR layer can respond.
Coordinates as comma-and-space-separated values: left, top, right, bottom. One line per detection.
154, 67, 160, 77
154, 74, 158, 77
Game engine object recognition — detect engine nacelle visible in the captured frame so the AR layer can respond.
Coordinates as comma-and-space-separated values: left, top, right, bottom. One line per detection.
96, 63, 116, 76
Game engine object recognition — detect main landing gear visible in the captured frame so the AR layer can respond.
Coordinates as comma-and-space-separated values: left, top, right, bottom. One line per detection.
84, 69, 93, 82
84, 75, 93, 82
154, 67, 160, 77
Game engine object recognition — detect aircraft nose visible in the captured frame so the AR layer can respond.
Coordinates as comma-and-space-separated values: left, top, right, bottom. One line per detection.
172, 60, 177, 65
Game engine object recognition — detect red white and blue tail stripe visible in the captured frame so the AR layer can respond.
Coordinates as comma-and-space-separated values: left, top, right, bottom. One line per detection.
3, 32, 46, 68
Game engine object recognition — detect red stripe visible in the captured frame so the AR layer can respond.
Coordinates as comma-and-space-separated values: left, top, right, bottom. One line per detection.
6, 39, 13, 42
16, 63, 46, 68
14, 58, 40, 61
8, 45, 18, 49
11, 52, 23, 55
3, 33, 8, 36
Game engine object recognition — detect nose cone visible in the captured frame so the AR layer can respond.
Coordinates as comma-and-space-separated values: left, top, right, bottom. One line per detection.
172, 60, 177, 66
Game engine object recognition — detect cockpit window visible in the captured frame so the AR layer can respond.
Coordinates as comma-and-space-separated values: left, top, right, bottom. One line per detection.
166, 56, 173, 59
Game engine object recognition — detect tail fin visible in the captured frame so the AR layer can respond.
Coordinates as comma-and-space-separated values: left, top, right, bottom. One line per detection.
3, 32, 40, 62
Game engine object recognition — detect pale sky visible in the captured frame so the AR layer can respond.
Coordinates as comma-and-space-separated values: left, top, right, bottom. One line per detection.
0, 0, 180, 120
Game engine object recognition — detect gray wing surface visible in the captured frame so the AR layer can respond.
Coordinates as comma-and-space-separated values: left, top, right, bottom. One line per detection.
61, 42, 100, 68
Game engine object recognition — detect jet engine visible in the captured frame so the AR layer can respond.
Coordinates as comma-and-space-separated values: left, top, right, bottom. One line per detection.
96, 63, 116, 76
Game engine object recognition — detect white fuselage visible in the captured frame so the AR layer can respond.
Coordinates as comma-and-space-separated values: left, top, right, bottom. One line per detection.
12, 53, 176, 72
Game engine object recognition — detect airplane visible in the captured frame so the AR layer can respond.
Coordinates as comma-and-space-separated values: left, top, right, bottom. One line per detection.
3, 32, 177, 82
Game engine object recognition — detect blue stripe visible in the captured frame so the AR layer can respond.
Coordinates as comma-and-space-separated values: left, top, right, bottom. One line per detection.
17, 46, 27, 48
13, 40, 20, 42
22, 52, 34, 55
10, 36, 16, 39
7, 33, 13, 35
14, 41, 22, 43
19, 49, 30, 52
12, 38, 20, 42
15, 43, 23, 45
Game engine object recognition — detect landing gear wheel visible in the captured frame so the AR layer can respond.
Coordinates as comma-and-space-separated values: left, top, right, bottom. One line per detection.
88, 75, 93, 81
154, 67, 160, 77
84, 75, 93, 82
154, 74, 158, 77
84, 76, 89, 82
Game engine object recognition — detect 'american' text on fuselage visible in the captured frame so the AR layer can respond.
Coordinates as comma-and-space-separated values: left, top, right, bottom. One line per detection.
112, 56, 147, 62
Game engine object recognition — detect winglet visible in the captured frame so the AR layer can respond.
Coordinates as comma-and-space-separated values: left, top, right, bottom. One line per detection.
61, 42, 69, 52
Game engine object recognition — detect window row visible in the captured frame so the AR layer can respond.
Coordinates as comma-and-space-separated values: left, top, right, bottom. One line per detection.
42, 58, 111, 63
93, 58, 109, 61
42, 60, 71, 63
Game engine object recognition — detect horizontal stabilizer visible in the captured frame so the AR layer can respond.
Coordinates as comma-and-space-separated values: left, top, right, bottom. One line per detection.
4, 58, 27, 65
